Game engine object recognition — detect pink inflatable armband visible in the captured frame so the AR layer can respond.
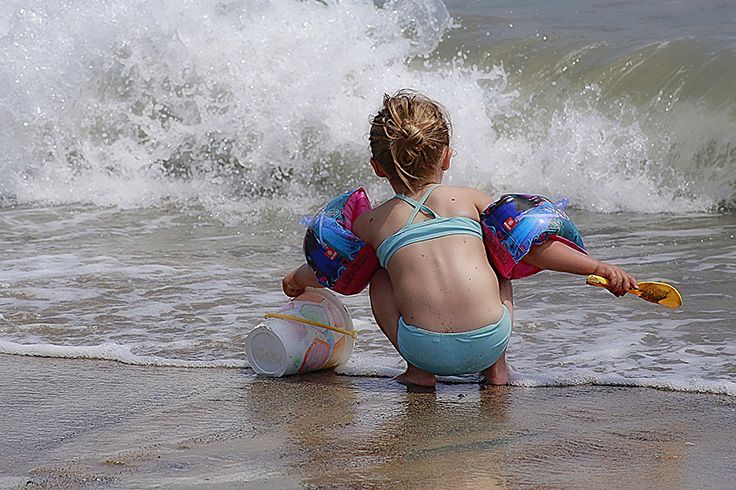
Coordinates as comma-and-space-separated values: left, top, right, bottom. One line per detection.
480, 194, 587, 279
303, 189, 379, 294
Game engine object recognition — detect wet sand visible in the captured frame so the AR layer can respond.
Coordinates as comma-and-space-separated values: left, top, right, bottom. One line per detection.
1, 354, 734, 489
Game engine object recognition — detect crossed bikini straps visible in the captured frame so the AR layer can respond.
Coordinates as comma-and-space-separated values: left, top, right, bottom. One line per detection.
393, 183, 443, 224
375, 184, 483, 267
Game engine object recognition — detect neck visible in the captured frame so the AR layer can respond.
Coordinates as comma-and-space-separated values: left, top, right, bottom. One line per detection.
389, 173, 444, 196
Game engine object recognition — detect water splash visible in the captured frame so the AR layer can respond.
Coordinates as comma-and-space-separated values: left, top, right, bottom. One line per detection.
0, 0, 733, 216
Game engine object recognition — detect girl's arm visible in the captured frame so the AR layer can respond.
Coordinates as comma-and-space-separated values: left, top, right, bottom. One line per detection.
470, 188, 495, 215
522, 241, 637, 296
499, 276, 514, 322
282, 263, 323, 297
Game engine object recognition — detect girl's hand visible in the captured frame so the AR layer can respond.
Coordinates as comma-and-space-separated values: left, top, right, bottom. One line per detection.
282, 264, 323, 297
282, 269, 306, 297
593, 262, 638, 297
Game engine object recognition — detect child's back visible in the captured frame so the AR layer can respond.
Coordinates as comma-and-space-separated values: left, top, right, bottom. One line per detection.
354, 183, 504, 333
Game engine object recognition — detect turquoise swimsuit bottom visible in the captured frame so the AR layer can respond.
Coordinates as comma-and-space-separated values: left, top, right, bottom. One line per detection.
398, 306, 512, 376
376, 184, 512, 375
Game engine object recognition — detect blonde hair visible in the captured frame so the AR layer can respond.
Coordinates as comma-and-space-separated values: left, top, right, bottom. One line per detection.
369, 89, 451, 193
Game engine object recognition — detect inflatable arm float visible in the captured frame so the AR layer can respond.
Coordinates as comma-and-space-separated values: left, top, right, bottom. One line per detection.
303, 190, 587, 293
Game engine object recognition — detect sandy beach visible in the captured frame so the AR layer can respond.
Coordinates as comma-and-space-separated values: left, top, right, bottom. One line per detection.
2, 354, 734, 488
3, 0, 736, 488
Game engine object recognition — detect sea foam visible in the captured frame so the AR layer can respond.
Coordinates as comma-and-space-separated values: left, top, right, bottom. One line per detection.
0, 339, 245, 368
1, 0, 732, 215
3, 340, 733, 397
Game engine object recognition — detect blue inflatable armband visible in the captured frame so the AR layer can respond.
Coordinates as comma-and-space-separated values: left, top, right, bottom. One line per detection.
480, 194, 586, 279
303, 189, 379, 294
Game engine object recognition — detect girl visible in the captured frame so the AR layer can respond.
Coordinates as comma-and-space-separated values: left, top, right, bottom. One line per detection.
283, 90, 637, 387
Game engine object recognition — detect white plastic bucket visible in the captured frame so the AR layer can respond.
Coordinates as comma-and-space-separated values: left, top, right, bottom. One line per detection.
246, 288, 355, 377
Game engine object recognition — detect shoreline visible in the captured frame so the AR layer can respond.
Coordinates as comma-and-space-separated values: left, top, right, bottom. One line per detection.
2, 354, 735, 488
2, 343, 733, 397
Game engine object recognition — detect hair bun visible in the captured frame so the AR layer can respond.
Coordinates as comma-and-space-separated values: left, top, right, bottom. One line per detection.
400, 122, 425, 148
369, 89, 451, 193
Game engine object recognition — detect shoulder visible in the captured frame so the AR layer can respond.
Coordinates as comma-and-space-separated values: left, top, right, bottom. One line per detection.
440, 185, 495, 211
353, 198, 401, 246
353, 206, 381, 244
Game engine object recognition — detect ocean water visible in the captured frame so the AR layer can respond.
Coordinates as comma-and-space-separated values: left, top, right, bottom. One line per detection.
1, 0, 734, 395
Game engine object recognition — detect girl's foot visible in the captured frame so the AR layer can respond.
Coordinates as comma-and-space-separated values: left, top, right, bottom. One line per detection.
394, 365, 436, 388
481, 368, 508, 386
481, 354, 509, 385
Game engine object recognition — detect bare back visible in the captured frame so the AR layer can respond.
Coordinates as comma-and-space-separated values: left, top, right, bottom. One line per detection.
354, 185, 504, 333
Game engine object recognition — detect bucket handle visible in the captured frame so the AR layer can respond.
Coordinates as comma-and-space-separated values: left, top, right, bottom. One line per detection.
264, 313, 358, 339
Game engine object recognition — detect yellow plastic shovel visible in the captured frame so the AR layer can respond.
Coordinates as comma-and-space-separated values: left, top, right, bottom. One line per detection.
586, 275, 683, 309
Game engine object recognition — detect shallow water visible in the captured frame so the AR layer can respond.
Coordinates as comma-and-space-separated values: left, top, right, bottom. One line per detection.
1, 204, 734, 395
1, 0, 735, 395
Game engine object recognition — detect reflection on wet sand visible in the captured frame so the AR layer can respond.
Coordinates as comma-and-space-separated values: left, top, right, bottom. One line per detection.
243, 373, 513, 487
351, 386, 513, 488
5, 356, 734, 488
245, 376, 716, 488
242, 371, 360, 482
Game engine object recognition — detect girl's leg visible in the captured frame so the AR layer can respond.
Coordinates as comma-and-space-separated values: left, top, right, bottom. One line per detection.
369, 268, 436, 387
481, 277, 514, 385
481, 352, 508, 385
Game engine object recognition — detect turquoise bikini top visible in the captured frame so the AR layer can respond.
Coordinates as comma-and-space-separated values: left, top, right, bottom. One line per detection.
376, 184, 483, 267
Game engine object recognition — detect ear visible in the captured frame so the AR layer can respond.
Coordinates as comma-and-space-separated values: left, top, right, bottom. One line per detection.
440, 146, 452, 171
370, 158, 387, 178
